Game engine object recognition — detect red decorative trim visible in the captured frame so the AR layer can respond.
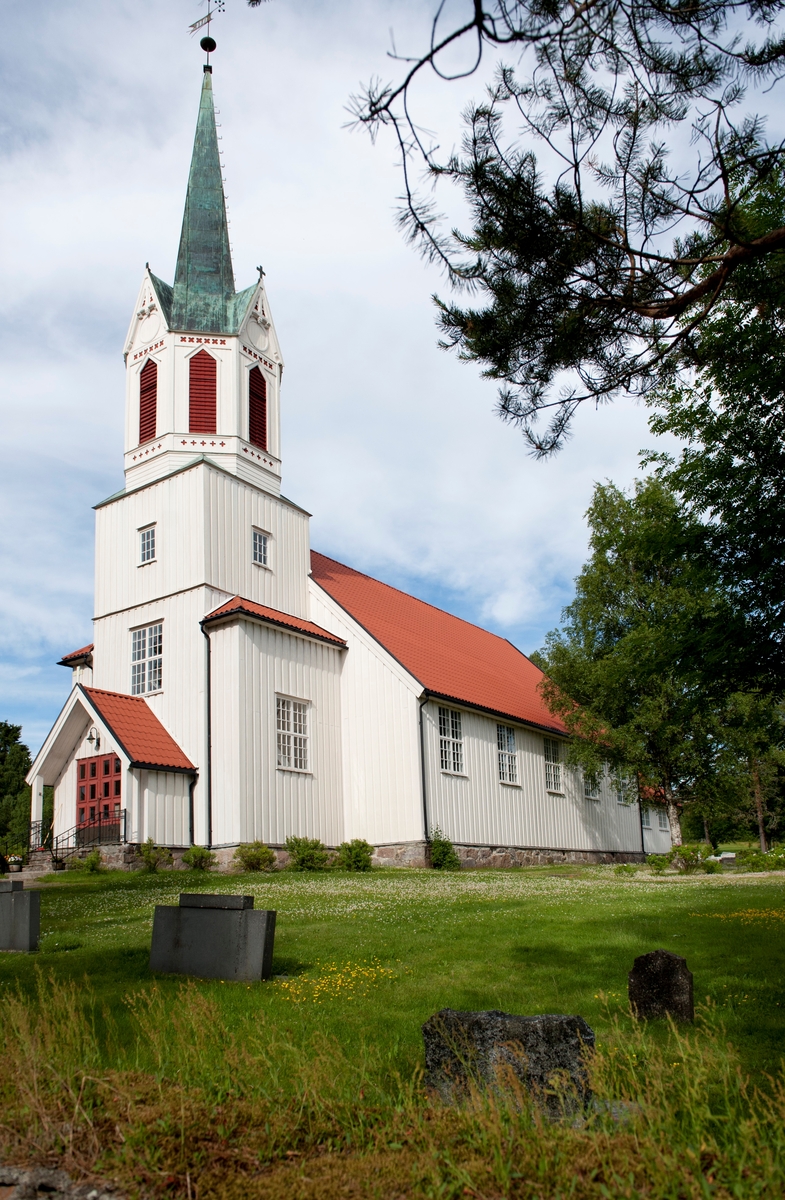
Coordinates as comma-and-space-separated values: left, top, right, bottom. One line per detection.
131, 443, 163, 461
133, 340, 164, 361
241, 344, 276, 372
180, 337, 227, 346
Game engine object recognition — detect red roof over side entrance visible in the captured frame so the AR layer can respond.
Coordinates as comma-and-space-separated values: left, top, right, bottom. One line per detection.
83, 687, 194, 771
310, 552, 567, 735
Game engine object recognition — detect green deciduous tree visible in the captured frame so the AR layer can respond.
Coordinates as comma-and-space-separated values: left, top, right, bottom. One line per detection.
532, 479, 778, 843
0, 722, 32, 847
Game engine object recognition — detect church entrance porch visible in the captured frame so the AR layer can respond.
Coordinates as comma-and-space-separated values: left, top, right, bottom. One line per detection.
76, 752, 123, 837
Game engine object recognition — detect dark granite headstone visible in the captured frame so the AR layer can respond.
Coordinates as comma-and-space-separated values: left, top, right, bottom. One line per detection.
0, 879, 24, 893
422, 1009, 595, 1114
150, 893, 276, 982
628, 949, 694, 1022
0, 885, 40, 951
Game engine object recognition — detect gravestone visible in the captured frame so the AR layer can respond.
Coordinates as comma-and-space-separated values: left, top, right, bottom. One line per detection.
628, 949, 694, 1021
149, 893, 276, 982
422, 1009, 595, 1114
0, 881, 40, 951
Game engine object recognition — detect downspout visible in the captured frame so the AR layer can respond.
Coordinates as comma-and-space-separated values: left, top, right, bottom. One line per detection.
418, 694, 430, 855
188, 774, 196, 847
200, 623, 213, 848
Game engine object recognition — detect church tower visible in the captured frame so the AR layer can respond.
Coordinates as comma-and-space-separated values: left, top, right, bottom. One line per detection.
122, 67, 283, 497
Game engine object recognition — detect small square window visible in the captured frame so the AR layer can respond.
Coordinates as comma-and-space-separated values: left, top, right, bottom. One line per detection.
641, 808, 652, 829
114, 758, 121, 773
90, 784, 96, 799
102, 804, 110, 819
114, 779, 121, 796
658, 810, 669, 831
78, 808, 85, 824
140, 525, 156, 564
103, 759, 110, 775
583, 770, 600, 800
253, 529, 269, 567
79, 764, 86, 780
89, 806, 95, 821
79, 787, 85, 802
90, 761, 97, 778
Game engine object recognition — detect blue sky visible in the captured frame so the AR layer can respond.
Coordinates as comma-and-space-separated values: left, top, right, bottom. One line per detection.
1, 0, 662, 753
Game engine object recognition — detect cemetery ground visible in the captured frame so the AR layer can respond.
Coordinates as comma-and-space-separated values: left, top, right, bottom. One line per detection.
1, 866, 784, 1198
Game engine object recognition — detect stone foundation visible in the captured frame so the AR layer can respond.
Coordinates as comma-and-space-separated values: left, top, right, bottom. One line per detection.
372, 841, 429, 868
455, 844, 645, 868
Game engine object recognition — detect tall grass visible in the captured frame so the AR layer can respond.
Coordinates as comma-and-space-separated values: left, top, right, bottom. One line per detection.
1, 974, 784, 1197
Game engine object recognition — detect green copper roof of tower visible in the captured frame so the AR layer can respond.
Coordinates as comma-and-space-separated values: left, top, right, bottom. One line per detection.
169, 70, 238, 333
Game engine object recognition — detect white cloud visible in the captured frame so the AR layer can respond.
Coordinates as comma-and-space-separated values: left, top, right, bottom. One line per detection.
1, 0, 670, 752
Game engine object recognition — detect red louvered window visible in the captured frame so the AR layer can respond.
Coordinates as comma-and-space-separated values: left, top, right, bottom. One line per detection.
248, 366, 267, 451
189, 350, 217, 434
139, 359, 157, 444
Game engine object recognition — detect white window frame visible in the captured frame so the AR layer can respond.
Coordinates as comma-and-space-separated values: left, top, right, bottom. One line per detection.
439, 706, 464, 775
276, 696, 310, 772
658, 809, 669, 831
641, 807, 652, 829
252, 527, 270, 568
614, 775, 630, 805
497, 724, 518, 784
583, 769, 601, 800
139, 524, 156, 566
544, 738, 563, 793
131, 622, 163, 695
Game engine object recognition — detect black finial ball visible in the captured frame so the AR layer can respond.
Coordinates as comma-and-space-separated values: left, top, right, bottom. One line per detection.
200, 35, 217, 53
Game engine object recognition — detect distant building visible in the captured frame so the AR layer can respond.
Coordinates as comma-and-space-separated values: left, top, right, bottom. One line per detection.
27, 67, 669, 865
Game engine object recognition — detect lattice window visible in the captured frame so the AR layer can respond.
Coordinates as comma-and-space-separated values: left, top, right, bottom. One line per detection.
544, 738, 562, 793
139, 358, 157, 444
439, 706, 464, 774
614, 775, 630, 805
497, 724, 518, 783
189, 350, 217, 434
277, 696, 309, 770
658, 809, 669, 831
140, 526, 156, 563
253, 529, 268, 566
584, 770, 601, 799
249, 366, 267, 450
131, 623, 163, 694
641, 808, 652, 829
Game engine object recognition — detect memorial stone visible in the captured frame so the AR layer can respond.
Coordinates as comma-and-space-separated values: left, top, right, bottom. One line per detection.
0, 883, 40, 951
628, 949, 694, 1021
422, 1009, 595, 1114
149, 893, 276, 982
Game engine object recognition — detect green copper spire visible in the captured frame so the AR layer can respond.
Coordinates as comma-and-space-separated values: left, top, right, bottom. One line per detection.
170, 69, 235, 332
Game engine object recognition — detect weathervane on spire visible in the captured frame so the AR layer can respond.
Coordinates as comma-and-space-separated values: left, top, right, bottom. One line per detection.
189, 0, 225, 64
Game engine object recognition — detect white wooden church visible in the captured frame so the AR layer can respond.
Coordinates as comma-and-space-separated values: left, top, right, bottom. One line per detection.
27, 66, 670, 866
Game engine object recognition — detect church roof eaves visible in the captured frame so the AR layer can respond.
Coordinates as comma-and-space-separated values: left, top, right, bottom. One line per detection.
94, 457, 310, 516
310, 551, 568, 736
58, 643, 94, 667
202, 596, 346, 647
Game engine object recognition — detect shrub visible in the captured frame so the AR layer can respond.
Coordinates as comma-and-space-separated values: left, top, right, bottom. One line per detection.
614, 863, 637, 877
646, 854, 668, 874
430, 826, 461, 870
736, 846, 785, 872
284, 836, 330, 871
139, 837, 174, 872
668, 843, 711, 874
181, 845, 217, 871
702, 859, 722, 874
335, 839, 374, 872
234, 841, 277, 872
67, 850, 102, 872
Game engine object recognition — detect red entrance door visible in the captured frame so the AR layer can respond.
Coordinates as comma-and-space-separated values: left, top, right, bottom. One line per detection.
76, 754, 122, 828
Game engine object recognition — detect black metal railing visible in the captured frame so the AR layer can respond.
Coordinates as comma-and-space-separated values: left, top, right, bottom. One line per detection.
51, 810, 127, 866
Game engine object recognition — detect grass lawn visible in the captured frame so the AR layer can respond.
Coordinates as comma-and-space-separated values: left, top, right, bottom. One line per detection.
2, 864, 783, 1072
2, 864, 784, 1198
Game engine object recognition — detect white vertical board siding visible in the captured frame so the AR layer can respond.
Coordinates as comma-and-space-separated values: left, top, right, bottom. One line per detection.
140, 771, 191, 846
94, 463, 207, 618
423, 702, 643, 853
309, 581, 425, 845
642, 819, 672, 854
203, 465, 310, 617
209, 619, 345, 847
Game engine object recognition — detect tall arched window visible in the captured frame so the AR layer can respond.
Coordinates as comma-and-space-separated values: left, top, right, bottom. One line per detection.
139, 359, 157, 444
189, 350, 217, 434
248, 366, 267, 451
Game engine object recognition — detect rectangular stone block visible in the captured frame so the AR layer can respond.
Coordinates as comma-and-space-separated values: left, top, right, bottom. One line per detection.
179, 893, 254, 909
0, 880, 24, 893
149, 905, 276, 981
0, 891, 40, 951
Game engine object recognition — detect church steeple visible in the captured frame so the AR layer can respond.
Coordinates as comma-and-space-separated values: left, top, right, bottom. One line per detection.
170, 68, 235, 333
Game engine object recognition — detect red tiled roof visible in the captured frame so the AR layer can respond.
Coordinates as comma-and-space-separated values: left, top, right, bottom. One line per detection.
59, 643, 94, 665
83, 687, 194, 771
311, 552, 567, 735
203, 596, 346, 647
